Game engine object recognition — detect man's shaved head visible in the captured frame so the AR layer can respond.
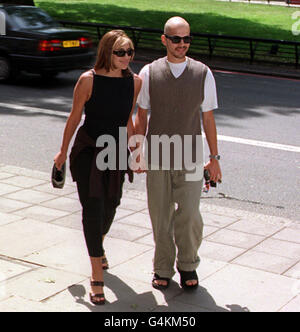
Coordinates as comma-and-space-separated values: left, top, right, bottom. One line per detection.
164, 16, 190, 35
162, 16, 191, 62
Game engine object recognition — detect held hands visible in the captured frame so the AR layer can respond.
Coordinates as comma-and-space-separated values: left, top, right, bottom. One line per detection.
128, 140, 147, 173
130, 151, 147, 173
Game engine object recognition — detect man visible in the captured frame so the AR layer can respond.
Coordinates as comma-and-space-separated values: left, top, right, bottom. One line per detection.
134, 16, 222, 290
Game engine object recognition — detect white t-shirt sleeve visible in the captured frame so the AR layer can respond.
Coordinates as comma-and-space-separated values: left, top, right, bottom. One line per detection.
201, 68, 218, 112
136, 64, 151, 110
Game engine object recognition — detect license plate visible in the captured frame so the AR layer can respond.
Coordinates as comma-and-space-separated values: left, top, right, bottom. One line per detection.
62, 40, 80, 48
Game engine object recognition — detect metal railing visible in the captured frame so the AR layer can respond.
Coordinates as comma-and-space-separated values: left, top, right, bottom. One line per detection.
59, 20, 300, 68
227, 0, 292, 4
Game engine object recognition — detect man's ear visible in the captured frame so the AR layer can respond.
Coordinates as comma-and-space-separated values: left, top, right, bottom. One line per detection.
161, 34, 167, 47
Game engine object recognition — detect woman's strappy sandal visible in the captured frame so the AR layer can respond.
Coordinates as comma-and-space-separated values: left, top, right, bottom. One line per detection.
178, 269, 199, 291
102, 257, 109, 270
90, 280, 105, 305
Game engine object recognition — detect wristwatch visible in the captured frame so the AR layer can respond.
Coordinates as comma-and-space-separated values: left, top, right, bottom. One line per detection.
209, 154, 221, 160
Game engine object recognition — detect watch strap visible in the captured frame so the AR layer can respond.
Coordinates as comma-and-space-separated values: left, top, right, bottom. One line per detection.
209, 154, 220, 160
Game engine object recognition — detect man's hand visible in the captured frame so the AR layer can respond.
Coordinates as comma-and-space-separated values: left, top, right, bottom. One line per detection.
204, 159, 222, 184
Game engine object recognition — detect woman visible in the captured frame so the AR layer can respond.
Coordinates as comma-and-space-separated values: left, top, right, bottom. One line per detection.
54, 30, 142, 305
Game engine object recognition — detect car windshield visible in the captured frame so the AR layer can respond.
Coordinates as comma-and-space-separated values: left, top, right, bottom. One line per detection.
6, 7, 60, 30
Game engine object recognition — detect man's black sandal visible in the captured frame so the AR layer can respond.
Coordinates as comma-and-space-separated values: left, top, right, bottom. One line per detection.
178, 269, 199, 290
152, 273, 170, 290
90, 281, 105, 305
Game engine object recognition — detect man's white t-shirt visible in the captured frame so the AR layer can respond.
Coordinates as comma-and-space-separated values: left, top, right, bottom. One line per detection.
137, 59, 218, 112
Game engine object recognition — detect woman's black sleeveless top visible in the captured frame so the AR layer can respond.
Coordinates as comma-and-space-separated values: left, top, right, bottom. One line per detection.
82, 72, 134, 141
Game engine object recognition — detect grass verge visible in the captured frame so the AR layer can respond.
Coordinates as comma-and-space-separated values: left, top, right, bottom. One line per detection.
35, 0, 299, 42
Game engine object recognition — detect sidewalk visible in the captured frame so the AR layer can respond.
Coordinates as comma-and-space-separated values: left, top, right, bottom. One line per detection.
0, 164, 299, 312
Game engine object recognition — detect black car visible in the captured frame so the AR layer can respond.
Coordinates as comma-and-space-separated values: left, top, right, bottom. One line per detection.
0, 4, 95, 81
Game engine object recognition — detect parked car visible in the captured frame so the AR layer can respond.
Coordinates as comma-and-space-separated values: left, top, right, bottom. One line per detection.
0, 4, 95, 81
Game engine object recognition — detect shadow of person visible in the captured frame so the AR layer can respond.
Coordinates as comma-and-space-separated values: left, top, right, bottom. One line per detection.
153, 285, 250, 312
68, 283, 95, 312
197, 286, 250, 312
225, 304, 250, 312
68, 274, 250, 312
68, 271, 162, 312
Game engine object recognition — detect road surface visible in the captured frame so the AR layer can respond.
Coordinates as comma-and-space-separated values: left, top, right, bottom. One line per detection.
0, 62, 299, 221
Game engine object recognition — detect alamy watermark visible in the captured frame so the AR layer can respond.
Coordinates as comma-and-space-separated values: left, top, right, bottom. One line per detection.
292, 11, 300, 36
0, 11, 6, 36
95, 127, 204, 182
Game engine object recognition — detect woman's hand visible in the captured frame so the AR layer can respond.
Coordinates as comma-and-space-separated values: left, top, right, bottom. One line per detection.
54, 151, 67, 171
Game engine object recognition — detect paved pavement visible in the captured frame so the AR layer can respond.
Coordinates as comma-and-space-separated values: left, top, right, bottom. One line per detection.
0, 163, 299, 312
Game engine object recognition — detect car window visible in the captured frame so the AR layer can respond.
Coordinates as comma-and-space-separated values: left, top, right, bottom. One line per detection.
5, 7, 60, 30
0, 10, 6, 35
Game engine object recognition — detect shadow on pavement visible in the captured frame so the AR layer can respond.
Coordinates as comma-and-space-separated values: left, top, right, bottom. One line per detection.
67, 272, 250, 312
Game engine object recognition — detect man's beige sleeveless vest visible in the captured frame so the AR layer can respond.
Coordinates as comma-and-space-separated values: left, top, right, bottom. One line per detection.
146, 57, 208, 170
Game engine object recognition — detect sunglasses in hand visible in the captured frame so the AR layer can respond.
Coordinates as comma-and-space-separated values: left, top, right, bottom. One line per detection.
113, 48, 135, 57
164, 34, 193, 44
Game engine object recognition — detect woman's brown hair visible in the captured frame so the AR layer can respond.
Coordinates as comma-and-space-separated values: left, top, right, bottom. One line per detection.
94, 30, 134, 77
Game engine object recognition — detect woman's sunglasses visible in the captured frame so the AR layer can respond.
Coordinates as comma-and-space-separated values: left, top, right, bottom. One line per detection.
113, 49, 134, 57
164, 34, 193, 44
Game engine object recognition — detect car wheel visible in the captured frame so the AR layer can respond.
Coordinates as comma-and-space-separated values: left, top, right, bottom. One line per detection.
0, 56, 18, 82
0, 56, 11, 81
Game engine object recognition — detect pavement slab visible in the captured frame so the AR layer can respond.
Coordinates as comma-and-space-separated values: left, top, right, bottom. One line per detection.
175, 264, 297, 312
232, 250, 298, 274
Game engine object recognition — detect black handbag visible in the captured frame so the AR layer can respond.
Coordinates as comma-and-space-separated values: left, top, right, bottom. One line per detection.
51, 162, 66, 189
